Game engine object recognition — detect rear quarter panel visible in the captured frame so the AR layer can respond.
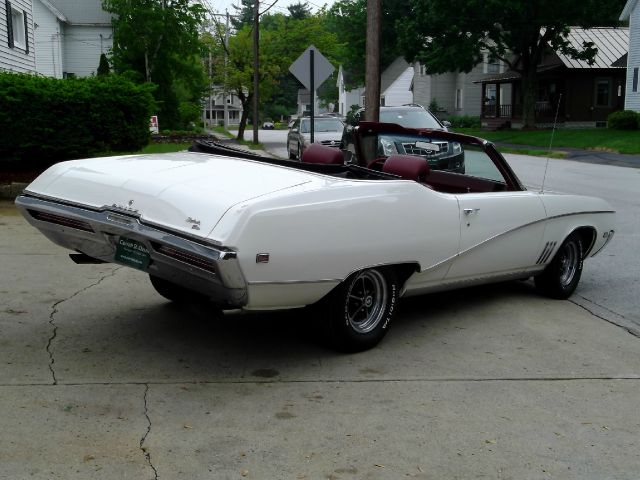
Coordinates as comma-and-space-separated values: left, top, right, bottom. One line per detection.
211, 180, 461, 309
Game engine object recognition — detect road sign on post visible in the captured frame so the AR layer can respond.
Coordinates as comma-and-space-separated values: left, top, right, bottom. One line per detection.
289, 45, 335, 144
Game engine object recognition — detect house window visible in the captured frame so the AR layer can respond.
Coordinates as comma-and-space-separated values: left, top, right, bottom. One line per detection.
419, 63, 426, 76
484, 53, 502, 74
455, 89, 462, 110
380, 95, 386, 106
633, 67, 639, 93
6, 2, 28, 51
595, 78, 611, 107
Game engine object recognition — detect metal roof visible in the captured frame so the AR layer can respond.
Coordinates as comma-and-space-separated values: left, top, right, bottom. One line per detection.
555, 27, 629, 69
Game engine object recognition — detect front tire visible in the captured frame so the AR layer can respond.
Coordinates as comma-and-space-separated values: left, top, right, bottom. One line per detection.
534, 232, 583, 299
325, 267, 399, 352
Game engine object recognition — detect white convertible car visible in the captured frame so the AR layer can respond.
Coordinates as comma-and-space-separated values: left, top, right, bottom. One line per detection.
15, 122, 615, 351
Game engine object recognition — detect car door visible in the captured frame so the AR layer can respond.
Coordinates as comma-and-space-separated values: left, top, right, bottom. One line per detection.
444, 147, 547, 282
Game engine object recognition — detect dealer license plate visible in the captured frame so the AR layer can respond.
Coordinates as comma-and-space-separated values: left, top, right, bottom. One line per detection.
115, 237, 150, 270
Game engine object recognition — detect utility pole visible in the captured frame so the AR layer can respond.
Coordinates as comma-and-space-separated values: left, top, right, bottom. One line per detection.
252, 0, 259, 144
224, 10, 230, 129
364, 0, 381, 122
209, 49, 213, 130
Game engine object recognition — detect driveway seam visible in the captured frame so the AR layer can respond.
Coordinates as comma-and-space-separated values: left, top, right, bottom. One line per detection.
1, 376, 638, 388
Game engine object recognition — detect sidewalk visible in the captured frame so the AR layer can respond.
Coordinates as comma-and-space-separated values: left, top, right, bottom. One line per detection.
496, 142, 640, 169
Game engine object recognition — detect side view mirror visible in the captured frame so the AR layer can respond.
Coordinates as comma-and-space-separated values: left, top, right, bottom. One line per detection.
442, 120, 452, 128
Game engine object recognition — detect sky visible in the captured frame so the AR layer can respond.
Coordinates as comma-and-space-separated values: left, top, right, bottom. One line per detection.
204, 0, 336, 16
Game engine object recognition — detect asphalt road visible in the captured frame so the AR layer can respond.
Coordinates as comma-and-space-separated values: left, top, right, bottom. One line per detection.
1, 141, 639, 479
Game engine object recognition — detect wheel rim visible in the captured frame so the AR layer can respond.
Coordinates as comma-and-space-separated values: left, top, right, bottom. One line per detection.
345, 270, 388, 334
558, 241, 579, 287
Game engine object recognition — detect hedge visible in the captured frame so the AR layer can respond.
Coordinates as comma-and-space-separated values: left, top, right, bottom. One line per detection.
607, 110, 639, 130
0, 73, 156, 167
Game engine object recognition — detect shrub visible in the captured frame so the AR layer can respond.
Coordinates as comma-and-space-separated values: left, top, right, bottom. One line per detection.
607, 110, 639, 130
0, 72, 156, 168
445, 115, 481, 128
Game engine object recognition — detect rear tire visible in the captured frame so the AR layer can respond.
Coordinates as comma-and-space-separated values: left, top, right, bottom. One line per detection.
534, 232, 583, 299
324, 267, 399, 352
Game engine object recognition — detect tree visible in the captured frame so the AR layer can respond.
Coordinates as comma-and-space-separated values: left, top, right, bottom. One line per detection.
287, 2, 311, 19
102, 0, 207, 129
398, 0, 625, 127
207, 10, 341, 140
97, 53, 111, 76
230, 0, 254, 29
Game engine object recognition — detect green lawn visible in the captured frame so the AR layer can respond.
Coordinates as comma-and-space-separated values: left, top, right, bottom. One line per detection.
139, 142, 192, 154
457, 128, 640, 155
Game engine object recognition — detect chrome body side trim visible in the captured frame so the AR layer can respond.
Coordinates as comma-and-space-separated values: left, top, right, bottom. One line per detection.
15, 194, 247, 307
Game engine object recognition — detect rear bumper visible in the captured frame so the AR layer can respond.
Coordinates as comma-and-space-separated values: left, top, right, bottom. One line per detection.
15, 194, 248, 307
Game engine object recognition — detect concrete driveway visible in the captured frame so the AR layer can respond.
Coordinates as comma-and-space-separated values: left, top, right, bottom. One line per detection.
1, 200, 639, 479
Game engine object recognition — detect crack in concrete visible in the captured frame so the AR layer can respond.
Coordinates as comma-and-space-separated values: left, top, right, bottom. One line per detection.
140, 384, 159, 480
46, 267, 122, 385
571, 295, 640, 339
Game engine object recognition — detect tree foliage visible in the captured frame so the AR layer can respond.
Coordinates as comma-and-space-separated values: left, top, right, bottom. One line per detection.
207, 9, 342, 139
398, 0, 625, 126
102, 0, 207, 129
325, 0, 407, 89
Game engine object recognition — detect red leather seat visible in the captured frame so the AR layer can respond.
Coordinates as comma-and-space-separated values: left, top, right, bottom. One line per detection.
382, 155, 430, 183
301, 144, 344, 165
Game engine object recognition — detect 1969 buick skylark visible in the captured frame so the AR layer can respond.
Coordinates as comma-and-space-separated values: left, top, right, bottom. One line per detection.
15, 122, 615, 351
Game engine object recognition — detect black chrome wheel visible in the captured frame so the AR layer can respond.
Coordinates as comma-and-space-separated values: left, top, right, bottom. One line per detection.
535, 232, 584, 299
325, 267, 399, 352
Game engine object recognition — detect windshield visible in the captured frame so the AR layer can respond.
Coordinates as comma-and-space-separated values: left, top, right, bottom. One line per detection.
300, 118, 344, 133
379, 109, 442, 129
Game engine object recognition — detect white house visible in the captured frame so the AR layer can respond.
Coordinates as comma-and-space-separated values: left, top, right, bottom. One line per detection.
380, 57, 413, 106
1, 0, 36, 73
336, 57, 414, 115
34, 0, 113, 78
203, 88, 243, 126
337, 64, 364, 116
621, 0, 640, 111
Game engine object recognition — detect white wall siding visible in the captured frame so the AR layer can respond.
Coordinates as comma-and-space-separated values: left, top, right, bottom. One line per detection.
412, 63, 432, 108
33, 0, 63, 78
62, 24, 111, 77
0, 0, 36, 73
382, 66, 413, 105
625, 2, 640, 111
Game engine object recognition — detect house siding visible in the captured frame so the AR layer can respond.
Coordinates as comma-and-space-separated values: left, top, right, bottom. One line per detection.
61, 24, 111, 77
33, 0, 63, 78
625, 2, 640, 111
382, 65, 413, 105
0, 0, 36, 73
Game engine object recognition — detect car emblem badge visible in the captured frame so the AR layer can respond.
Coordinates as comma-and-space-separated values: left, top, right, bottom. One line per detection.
186, 217, 201, 230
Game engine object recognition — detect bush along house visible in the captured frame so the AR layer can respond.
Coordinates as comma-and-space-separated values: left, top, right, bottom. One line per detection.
477, 27, 629, 129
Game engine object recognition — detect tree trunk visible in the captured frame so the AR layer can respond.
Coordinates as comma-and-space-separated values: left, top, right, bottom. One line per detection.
237, 96, 251, 141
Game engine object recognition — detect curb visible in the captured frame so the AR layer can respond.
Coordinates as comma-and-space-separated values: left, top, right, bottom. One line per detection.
0, 182, 28, 201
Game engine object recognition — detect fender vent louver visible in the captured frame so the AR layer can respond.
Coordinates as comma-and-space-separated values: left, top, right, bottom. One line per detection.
536, 241, 557, 264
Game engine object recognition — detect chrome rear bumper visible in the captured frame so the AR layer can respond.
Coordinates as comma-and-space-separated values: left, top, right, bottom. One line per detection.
15, 194, 247, 307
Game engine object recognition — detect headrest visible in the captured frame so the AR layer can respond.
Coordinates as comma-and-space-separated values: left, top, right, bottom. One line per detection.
382, 155, 430, 181
300, 144, 344, 165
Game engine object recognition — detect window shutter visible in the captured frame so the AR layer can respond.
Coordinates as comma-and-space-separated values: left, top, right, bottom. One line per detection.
22, 9, 28, 53
5, 0, 13, 48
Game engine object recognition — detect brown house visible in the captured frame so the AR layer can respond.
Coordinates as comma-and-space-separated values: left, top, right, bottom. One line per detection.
479, 27, 629, 129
